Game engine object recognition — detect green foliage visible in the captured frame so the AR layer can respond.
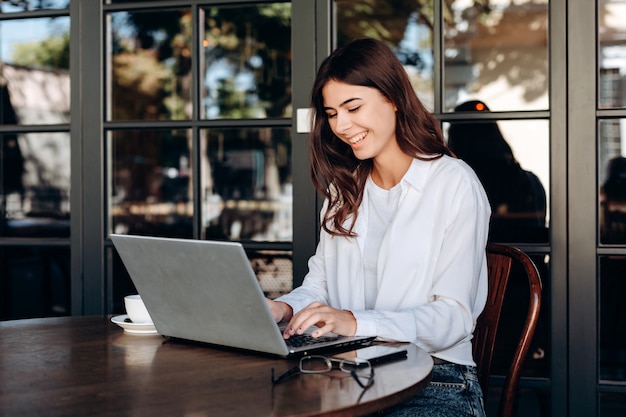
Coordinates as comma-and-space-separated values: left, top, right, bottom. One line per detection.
11, 32, 70, 70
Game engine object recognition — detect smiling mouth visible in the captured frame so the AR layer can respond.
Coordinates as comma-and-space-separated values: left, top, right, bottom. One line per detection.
349, 131, 367, 145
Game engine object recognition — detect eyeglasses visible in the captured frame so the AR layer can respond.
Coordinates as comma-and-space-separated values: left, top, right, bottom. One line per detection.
271, 355, 375, 390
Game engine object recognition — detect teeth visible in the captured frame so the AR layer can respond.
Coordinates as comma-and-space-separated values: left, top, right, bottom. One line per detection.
349, 132, 367, 144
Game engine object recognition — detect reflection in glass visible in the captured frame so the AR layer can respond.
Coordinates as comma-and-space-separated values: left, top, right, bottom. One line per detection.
599, 392, 626, 417
599, 256, 626, 382
334, 0, 434, 111
497, 388, 550, 417
599, 120, 626, 244
1, 132, 70, 238
599, 0, 626, 108
107, 9, 192, 121
444, 0, 548, 112
445, 111, 549, 243
0, 17, 70, 69
201, 3, 291, 119
0, 0, 68, 13
0, 18, 70, 125
200, 128, 291, 242
0, 246, 70, 320
250, 249, 292, 298
109, 129, 193, 238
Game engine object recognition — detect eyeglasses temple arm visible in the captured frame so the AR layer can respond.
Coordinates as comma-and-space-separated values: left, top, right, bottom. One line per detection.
271, 365, 300, 385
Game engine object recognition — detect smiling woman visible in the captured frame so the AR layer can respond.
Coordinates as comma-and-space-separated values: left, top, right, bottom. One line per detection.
321, 80, 400, 168
267, 38, 491, 417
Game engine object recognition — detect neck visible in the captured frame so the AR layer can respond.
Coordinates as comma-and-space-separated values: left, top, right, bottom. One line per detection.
371, 153, 413, 189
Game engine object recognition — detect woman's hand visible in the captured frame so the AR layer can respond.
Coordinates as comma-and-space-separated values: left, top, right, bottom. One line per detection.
266, 299, 293, 323
282, 302, 357, 339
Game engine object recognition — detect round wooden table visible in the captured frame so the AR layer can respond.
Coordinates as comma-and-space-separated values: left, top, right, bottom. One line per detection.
0, 316, 433, 416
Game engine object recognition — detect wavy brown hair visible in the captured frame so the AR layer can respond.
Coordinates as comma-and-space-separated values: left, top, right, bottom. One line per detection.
310, 38, 451, 237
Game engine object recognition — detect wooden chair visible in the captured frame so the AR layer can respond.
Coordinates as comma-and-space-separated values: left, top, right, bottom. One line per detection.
473, 243, 542, 417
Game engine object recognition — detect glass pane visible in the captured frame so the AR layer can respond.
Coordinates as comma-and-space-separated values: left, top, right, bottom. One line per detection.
0, 0, 68, 13
599, 256, 626, 382
0, 246, 70, 320
0, 17, 70, 125
486, 387, 551, 417
251, 249, 292, 298
444, 0, 549, 112
201, 3, 292, 119
599, 0, 626, 108
445, 116, 549, 243
334, 0, 434, 111
599, 119, 626, 244
1, 132, 70, 238
600, 392, 626, 417
107, 9, 192, 121
108, 129, 193, 238
201, 128, 292, 242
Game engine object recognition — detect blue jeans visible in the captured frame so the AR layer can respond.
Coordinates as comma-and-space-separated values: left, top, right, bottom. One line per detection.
372, 363, 486, 417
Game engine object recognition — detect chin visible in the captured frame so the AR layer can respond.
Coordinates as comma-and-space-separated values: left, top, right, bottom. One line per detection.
352, 150, 372, 160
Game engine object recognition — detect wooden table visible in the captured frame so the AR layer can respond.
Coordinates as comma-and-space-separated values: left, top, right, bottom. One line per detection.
0, 316, 433, 417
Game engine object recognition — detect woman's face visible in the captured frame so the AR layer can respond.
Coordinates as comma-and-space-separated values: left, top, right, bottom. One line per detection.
322, 80, 398, 162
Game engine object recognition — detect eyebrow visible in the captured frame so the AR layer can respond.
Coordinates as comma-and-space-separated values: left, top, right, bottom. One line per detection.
323, 97, 362, 111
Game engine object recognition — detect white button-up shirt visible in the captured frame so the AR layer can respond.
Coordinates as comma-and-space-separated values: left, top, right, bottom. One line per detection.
277, 155, 491, 365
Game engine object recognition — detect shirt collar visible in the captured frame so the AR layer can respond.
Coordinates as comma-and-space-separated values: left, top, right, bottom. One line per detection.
399, 156, 437, 192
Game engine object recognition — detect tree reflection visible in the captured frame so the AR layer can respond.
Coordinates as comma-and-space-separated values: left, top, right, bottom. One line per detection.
337, 0, 434, 45
107, 4, 292, 121
105, 4, 292, 240
110, 9, 192, 120
335, 0, 548, 109
0, 0, 68, 13
202, 4, 291, 119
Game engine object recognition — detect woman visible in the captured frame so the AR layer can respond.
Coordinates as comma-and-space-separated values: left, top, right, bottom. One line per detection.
267, 38, 490, 417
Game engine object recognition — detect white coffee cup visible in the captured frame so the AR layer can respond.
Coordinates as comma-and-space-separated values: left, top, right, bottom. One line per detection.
124, 294, 153, 324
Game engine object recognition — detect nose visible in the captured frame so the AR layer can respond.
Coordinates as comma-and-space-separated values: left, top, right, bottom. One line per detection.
335, 111, 352, 134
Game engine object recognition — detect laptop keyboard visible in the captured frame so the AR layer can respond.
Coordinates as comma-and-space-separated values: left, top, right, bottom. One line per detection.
285, 333, 338, 348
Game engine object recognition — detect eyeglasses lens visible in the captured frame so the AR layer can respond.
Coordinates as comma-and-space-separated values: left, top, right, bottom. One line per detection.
300, 356, 331, 373
341, 361, 370, 376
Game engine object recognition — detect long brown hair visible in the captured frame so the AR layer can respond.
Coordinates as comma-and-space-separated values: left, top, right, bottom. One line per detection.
310, 38, 451, 236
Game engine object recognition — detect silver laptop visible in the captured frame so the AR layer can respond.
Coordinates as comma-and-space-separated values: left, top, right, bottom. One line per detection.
110, 234, 374, 357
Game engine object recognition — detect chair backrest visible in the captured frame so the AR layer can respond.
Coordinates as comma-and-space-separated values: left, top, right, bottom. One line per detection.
473, 243, 542, 417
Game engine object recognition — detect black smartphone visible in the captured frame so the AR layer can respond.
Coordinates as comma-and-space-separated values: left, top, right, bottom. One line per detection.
334, 345, 408, 367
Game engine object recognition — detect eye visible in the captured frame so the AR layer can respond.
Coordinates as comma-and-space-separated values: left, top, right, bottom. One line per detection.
326, 112, 337, 119
348, 105, 361, 113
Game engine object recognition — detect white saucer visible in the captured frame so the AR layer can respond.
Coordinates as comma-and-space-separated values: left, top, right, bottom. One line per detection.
111, 315, 158, 335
